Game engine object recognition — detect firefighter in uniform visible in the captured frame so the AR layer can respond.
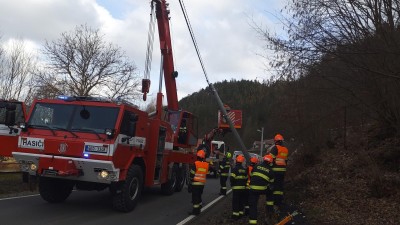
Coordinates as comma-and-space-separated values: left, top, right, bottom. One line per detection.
189, 149, 209, 215
248, 154, 274, 225
270, 134, 289, 218
230, 154, 248, 220
244, 155, 259, 215
218, 152, 232, 195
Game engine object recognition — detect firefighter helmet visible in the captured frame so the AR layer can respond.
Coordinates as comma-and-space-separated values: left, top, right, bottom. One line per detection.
274, 134, 284, 142
197, 150, 206, 159
263, 154, 274, 163
236, 154, 245, 163
250, 156, 259, 164
226, 152, 232, 158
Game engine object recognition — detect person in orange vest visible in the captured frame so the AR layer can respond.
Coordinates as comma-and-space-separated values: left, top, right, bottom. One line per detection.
189, 149, 209, 215
270, 133, 289, 219
230, 154, 248, 220
244, 155, 259, 215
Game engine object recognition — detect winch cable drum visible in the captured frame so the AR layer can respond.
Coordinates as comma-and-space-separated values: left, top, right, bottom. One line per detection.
142, 1, 156, 101
178, 0, 249, 162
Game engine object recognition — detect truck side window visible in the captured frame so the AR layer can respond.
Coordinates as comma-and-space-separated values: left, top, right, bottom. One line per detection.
120, 111, 137, 136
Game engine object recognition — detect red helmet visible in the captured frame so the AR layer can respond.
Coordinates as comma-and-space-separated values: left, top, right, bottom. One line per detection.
197, 150, 206, 159
236, 154, 245, 163
274, 134, 284, 142
263, 154, 274, 163
250, 156, 259, 164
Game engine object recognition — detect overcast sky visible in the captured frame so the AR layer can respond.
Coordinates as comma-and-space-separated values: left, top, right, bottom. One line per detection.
0, 0, 285, 106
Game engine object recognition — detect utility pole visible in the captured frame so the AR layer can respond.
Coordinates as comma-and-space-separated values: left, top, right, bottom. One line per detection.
257, 127, 264, 156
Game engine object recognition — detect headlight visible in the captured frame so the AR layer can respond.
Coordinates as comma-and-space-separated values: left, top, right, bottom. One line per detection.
99, 170, 109, 179
30, 163, 37, 171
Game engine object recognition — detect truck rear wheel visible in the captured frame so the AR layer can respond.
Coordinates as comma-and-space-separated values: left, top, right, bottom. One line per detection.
161, 164, 177, 195
39, 177, 73, 203
175, 164, 186, 192
112, 165, 143, 212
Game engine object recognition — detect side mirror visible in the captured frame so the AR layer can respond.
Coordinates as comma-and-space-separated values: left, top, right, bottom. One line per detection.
105, 128, 115, 139
19, 122, 28, 132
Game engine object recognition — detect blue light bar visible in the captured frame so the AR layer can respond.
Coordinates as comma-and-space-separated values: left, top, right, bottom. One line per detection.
57, 95, 75, 101
84, 153, 89, 158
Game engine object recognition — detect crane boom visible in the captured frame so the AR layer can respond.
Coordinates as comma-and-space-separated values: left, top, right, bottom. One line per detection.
154, 0, 179, 111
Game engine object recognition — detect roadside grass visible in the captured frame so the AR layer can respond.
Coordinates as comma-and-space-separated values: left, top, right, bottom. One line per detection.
0, 172, 37, 198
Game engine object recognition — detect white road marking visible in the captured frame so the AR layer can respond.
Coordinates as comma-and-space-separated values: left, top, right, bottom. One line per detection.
176, 189, 232, 225
0, 194, 40, 201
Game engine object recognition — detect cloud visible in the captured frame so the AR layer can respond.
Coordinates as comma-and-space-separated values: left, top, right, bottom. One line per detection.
0, 0, 284, 104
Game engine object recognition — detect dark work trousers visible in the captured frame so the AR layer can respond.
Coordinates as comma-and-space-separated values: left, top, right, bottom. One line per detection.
232, 189, 246, 219
244, 188, 250, 215
248, 189, 265, 224
273, 172, 285, 208
265, 187, 274, 213
220, 175, 228, 195
191, 185, 204, 214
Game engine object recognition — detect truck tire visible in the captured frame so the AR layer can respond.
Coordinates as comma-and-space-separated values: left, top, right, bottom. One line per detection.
175, 164, 186, 192
161, 165, 177, 195
112, 165, 143, 212
39, 177, 73, 203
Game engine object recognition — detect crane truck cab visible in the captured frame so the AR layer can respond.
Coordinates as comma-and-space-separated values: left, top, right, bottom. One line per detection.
12, 95, 196, 212
0, 100, 26, 158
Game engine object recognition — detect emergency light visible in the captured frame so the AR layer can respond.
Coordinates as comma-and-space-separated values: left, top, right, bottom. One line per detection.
57, 95, 75, 101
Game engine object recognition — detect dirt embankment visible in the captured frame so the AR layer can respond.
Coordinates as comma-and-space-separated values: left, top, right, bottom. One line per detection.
285, 131, 400, 225
191, 129, 400, 225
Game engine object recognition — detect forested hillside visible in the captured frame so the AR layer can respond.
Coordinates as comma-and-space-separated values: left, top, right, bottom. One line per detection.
179, 77, 399, 224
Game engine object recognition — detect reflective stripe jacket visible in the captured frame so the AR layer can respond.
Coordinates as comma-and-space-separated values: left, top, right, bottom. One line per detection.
219, 157, 231, 176
230, 163, 248, 190
249, 161, 274, 191
190, 160, 209, 185
246, 164, 256, 187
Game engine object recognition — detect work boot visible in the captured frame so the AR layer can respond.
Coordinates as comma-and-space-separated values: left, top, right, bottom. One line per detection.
219, 189, 226, 195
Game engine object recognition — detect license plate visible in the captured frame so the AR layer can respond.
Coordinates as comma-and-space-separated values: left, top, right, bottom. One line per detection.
84, 145, 107, 153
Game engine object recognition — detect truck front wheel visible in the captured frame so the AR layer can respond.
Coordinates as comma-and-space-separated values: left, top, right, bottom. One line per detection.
112, 165, 143, 212
161, 164, 177, 195
175, 164, 186, 192
39, 177, 73, 203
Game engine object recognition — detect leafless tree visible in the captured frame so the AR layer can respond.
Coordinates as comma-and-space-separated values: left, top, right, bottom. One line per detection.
0, 39, 36, 101
39, 24, 140, 101
257, 0, 400, 134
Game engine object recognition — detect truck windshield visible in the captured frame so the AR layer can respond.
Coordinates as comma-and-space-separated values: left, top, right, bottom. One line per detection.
0, 102, 24, 125
28, 103, 119, 133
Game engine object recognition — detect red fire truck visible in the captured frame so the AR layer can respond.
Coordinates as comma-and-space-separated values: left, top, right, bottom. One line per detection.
0, 100, 27, 158
12, 0, 198, 212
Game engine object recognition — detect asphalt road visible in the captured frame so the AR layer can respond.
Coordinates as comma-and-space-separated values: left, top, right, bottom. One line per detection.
0, 177, 223, 225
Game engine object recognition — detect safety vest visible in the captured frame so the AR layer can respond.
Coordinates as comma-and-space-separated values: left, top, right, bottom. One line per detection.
275, 145, 288, 166
246, 165, 254, 187
192, 161, 209, 185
